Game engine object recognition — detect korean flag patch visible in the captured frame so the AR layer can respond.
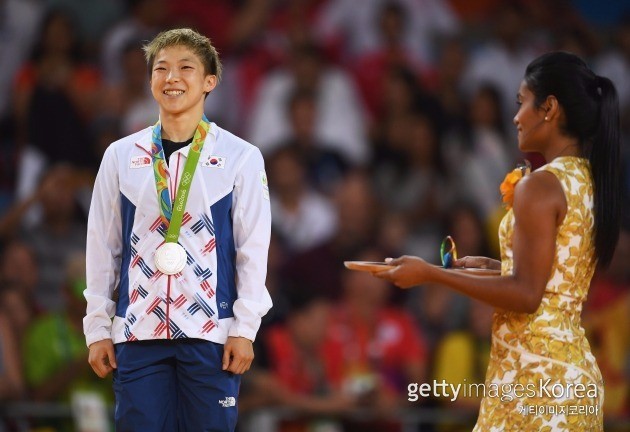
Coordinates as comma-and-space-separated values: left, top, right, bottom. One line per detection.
203, 155, 226, 169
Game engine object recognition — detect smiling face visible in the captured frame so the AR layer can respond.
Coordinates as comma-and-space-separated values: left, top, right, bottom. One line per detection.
513, 80, 549, 153
150, 44, 216, 118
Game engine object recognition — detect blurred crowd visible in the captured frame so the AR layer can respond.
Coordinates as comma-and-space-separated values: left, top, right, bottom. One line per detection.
0, 0, 629, 431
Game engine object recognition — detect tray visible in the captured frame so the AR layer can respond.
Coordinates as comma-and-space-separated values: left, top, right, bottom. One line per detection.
344, 261, 395, 272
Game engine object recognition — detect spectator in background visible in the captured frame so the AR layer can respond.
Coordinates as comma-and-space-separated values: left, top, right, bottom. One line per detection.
328, 246, 427, 431
0, 241, 39, 311
369, 66, 445, 179
0, 248, 37, 415
431, 36, 469, 131
0, 0, 43, 121
268, 145, 337, 253
595, 14, 630, 111
101, 39, 158, 136
91, 116, 123, 164
0, 113, 18, 216
0, 282, 24, 403
314, 0, 459, 67
12, 9, 102, 171
0, 242, 40, 395
46, 0, 125, 53
379, 66, 426, 119
169, 0, 268, 129
463, 3, 542, 130
0, 280, 33, 431
21, 253, 111, 432
243, 285, 354, 432
284, 170, 379, 300
255, 232, 289, 328
101, 0, 166, 85
166, 0, 245, 57
369, 66, 420, 148
431, 299, 493, 412
351, 1, 428, 117
0, 280, 36, 350
584, 227, 630, 418
24, 46, 97, 203
0, 166, 88, 312
22, 253, 106, 402
373, 108, 451, 260
444, 84, 514, 219
447, 0, 501, 25
555, 24, 600, 63
247, 41, 368, 164
280, 89, 350, 195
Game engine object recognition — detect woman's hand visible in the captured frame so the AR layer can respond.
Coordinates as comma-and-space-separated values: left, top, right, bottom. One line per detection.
372, 255, 435, 288
454, 256, 501, 271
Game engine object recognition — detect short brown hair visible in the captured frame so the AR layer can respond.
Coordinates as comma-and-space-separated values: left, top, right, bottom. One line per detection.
143, 28, 222, 82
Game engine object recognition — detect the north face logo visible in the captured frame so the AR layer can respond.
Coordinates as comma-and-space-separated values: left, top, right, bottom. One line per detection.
219, 397, 236, 407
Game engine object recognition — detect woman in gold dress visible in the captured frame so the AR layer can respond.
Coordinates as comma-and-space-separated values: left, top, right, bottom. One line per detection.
374, 52, 621, 431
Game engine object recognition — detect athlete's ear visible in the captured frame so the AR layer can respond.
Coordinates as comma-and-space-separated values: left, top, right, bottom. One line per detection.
204, 75, 217, 94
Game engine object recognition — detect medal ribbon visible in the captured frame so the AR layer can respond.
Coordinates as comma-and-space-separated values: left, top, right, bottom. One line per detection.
151, 115, 210, 243
440, 236, 457, 268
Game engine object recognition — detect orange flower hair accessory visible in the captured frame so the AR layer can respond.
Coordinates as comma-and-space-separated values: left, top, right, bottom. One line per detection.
500, 160, 531, 210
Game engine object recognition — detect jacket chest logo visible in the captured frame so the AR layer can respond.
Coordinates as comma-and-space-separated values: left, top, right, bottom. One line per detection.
130, 155, 152, 169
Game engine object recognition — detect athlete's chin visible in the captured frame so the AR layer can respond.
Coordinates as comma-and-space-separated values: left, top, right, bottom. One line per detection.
160, 104, 189, 116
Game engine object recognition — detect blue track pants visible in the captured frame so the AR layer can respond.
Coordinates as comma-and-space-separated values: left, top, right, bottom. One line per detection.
113, 339, 240, 431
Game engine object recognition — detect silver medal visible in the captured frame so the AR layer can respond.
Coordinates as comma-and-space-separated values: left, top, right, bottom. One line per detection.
154, 243, 187, 275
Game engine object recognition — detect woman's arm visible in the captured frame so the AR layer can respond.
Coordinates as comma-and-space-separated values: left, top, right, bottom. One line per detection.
375, 170, 566, 313
454, 256, 501, 271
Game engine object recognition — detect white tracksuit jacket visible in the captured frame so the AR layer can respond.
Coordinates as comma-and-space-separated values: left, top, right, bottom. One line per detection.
84, 123, 272, 347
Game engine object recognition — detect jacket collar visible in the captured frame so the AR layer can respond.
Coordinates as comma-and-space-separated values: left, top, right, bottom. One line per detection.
134, 121, 219, 161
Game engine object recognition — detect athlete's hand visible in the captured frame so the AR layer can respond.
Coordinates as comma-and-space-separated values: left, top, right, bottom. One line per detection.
223, 336, 254, 374
88, 339, 117, 378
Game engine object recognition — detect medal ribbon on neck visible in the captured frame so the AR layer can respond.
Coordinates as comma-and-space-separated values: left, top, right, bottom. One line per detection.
151, 115, 210, 243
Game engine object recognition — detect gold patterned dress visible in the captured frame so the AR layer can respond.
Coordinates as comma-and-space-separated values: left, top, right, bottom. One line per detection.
473, 157, 604, 431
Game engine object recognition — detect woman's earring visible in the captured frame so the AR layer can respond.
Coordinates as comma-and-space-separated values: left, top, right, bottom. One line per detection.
544, 116, 549, 121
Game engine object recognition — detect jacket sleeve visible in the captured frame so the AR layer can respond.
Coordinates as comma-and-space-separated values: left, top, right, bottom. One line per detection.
84, 144, 122, 347
229, 146, 273, 341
